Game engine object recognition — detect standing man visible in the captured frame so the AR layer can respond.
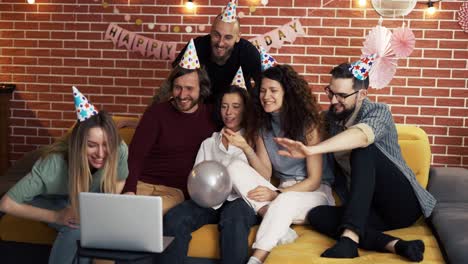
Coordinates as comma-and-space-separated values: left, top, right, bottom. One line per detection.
123, 40, 217, 214
169, 0, 261, 104
275, 58, 436, 262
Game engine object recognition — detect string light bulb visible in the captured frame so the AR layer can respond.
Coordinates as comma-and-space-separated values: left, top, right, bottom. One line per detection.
427, 0, 436, 15
186, 0, 195, 10
27, 0, 35, 4
358, 0, 366, 7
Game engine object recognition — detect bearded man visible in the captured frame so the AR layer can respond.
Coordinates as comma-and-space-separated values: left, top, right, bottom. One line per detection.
123, 64, 217, 214
172, 13, 261, 104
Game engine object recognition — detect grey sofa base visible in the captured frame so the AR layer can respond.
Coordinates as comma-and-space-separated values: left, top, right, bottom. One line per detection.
428, 167, 468, 264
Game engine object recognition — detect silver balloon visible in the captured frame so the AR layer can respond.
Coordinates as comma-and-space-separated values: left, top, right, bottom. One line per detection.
187, 160, 232, 208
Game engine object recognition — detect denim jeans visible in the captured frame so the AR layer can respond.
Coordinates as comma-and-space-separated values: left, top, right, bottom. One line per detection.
28, 195, 91, 264
156, 198, 258, 264
307, 144, 422, 251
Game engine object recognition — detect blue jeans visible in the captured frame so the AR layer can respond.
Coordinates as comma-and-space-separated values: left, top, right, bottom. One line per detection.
28, 195, 91, 264
157, 199, 258, 264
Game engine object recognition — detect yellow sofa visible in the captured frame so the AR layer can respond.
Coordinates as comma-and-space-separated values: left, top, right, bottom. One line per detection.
0, 116, 445, 263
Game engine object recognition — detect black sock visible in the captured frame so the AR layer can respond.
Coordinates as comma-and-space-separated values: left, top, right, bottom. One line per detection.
321, 236, 359, 258
394, 239, 425, 262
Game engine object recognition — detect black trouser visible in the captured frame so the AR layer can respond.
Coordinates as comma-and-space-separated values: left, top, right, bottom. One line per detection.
155, 199, 259, 264
307, 144, 422, 252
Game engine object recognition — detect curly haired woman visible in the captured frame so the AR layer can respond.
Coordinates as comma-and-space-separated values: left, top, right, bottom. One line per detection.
223, 64, 335, 264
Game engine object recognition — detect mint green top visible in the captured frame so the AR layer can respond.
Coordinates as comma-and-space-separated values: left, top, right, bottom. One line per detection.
7, 142, 129, 204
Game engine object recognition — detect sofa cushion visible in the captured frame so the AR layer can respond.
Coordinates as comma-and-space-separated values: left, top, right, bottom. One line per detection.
428, 167, 468, 203
0, 214, 55, 244
266, 223, 444, 264
0, 217, 445, 263
111, 116, 139, 145
187, 224, 258, 258
396, 125, 431, 188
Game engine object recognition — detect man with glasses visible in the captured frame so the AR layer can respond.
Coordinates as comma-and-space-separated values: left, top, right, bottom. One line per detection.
323, 85, 360, 121
275, 62, 436, 262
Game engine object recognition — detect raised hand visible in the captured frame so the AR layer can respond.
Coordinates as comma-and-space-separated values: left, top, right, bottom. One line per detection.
222, 128, 249, 150
274, 137, 310, 158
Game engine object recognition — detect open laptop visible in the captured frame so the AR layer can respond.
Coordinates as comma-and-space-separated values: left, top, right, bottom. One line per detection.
79, 192, 174, 253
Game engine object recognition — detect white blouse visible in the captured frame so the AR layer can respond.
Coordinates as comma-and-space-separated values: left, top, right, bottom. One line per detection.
194, 128, 248, 209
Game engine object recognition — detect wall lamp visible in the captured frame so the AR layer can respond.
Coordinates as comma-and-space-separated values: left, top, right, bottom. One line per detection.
426, 0, 442, 15
186, 0, 195, 10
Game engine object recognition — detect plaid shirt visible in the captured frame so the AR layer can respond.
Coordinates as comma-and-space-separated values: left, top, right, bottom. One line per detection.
326, 98, 436, 218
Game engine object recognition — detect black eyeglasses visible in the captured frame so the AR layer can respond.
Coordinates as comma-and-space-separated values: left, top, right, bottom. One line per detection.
324, 86, 359, 102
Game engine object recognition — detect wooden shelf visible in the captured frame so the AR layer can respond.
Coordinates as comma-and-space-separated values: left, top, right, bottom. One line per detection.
0, 83, 16, 177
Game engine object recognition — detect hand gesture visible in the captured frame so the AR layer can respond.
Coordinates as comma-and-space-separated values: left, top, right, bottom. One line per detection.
222, 128, 249, 150
274, 137, 310, 158
55, 206, 79, 229
247, 186, 277, 202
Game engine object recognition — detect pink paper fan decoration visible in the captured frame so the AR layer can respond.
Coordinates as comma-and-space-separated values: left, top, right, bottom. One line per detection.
362, 24, 398, 89
391, 25, 415, 58
457, 2, 468, 33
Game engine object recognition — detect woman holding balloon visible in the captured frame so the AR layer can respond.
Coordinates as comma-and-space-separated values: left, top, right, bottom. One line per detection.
223, 64, 335, 264
160, 84, 261, 264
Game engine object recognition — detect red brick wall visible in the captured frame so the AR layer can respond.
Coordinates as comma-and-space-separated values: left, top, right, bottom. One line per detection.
1, 0, 467, 167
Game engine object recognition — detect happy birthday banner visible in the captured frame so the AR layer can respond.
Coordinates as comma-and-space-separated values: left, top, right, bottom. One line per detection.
249, 19, 305, 52
104, 19, 304, 60
105, 23, 177, 61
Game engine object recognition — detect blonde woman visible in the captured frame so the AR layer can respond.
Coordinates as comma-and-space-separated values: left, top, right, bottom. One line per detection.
0, 87, 128, 264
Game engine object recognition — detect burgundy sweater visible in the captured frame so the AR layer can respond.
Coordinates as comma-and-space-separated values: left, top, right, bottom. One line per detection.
123, 101, 217, 196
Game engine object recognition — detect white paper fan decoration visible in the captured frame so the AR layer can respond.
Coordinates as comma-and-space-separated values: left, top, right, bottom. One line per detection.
362, 22, 397, 89
391, 23, 416, 58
